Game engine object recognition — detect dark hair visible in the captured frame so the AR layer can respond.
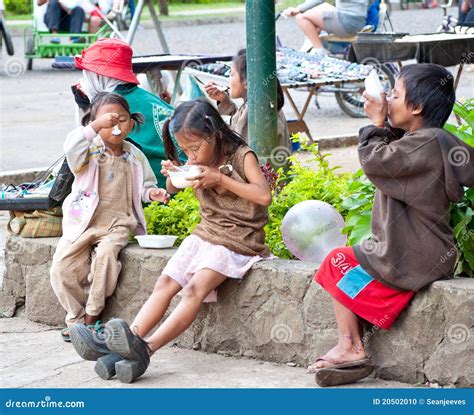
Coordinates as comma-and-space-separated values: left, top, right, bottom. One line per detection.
398, 64, 455, 128
81, 92, 145, 131
162, 99, 246, 165
233, 49, 285, 111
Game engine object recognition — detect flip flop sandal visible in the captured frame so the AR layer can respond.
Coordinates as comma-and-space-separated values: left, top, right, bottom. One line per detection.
61, 328, 71, 343
308, 357, 371, 374
315, 364, 375, 387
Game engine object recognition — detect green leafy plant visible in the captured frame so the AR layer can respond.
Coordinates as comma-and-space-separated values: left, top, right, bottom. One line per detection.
340, 169, 374, 245
451, 188, 474, 277
444, 98, 474, 147
445, 99, 474, 277
144, 188, 200, 245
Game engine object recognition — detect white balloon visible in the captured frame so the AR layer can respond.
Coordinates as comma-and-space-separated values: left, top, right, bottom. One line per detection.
281, 200, 347, 264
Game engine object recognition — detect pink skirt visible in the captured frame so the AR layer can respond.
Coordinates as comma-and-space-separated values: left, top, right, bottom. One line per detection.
162, 235, 264, 302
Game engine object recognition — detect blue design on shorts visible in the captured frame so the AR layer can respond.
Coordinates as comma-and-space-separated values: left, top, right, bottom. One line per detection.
337, 265, 374, 299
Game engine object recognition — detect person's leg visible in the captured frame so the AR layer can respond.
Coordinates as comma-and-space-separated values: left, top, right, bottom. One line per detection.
463, 7, 474, 25
85, 233, 130, 324
88, 15, 102, 33
69, 6, 85, 34
43, 0, 62, 32
145, 269, 227, 353
308, 297, 367, 371
50, 236, 93, 327
295, 3, 335, 49
129, 275, 183, 337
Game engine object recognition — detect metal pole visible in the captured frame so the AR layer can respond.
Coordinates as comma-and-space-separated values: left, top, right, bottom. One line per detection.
246, 0, 278, 162
126, 0, 145, 44
126, 0, 169, 53
147, 0, 170, 54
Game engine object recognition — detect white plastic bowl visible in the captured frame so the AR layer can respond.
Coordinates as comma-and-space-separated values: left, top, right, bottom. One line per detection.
169, 165, 201, 189
135, 235, 178, 249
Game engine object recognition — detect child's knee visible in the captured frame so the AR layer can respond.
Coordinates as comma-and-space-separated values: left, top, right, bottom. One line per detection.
153, 275, 178, 294
50, 260, 71, 295
95, 243, 120, 260
181, 282, 206, 302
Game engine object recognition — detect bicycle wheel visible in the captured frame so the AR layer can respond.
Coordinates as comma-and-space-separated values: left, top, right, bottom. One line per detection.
0, 15, 14, 56
335, 63, 396, 118
26, 34, 34, 70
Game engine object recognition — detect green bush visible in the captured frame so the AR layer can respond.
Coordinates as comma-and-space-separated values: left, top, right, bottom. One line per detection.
445, 99, 474, 277
5, 0, 32, 15
144, 187, 200, 246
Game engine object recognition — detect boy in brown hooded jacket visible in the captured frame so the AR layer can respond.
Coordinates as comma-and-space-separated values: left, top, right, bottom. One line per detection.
309, 63, 474, 386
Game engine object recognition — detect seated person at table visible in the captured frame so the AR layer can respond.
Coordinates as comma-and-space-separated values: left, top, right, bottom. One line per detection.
308, 63, 474, 386
284, 0, 369, 56
205, 49, 291, 152
458, 0, 474, 27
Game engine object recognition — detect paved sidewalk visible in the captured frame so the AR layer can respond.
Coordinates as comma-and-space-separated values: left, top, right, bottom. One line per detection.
0, 317, 421, 389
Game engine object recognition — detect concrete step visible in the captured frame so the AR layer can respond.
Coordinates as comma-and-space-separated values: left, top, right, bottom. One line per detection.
0, 317, 422, 389
2, 237, 473, 388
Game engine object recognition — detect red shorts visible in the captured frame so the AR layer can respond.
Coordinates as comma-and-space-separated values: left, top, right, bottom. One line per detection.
314, 246, 414, 330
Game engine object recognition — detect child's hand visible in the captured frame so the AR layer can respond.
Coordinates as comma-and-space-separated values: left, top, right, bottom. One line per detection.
363, 91, 388, 128
204, 82, 227, 102
149, 188, 170, 203
91, 113, 120, 132
161, 160, 178, 177
191, 166, 222, 190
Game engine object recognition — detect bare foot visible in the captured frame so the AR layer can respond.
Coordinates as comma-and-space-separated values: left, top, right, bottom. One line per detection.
307, 343, 368, 373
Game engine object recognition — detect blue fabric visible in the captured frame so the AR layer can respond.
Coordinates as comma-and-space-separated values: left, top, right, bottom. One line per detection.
337, 265, 374, 299
366, 0, 380, 29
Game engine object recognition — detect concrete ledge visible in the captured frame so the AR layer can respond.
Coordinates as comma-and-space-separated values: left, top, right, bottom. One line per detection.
317, 134, 359, 150
2, 236, 473, 387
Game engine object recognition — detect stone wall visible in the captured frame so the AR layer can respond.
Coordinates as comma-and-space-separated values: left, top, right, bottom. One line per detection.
1, 236, 473, 387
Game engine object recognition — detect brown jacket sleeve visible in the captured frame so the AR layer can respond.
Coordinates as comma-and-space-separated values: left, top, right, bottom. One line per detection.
358, 125, 438, 203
